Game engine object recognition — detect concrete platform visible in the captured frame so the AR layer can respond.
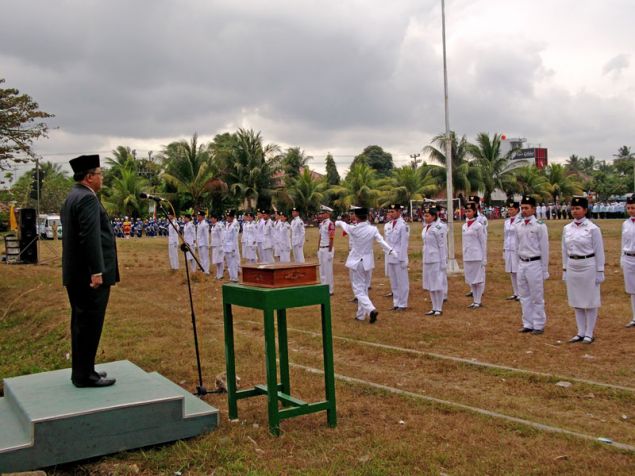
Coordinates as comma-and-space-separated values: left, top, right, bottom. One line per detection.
0, 360, 219, 473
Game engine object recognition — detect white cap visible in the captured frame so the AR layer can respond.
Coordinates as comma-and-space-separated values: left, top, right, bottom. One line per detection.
320, 204, 334, 212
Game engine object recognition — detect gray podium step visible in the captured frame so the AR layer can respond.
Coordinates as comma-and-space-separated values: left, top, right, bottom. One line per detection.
0, 360, 219, 473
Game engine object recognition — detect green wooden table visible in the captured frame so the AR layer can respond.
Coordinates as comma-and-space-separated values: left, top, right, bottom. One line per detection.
222, 283, 337, 435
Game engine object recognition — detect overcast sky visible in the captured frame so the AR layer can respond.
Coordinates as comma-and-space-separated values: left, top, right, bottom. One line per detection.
2, 0, 633, 176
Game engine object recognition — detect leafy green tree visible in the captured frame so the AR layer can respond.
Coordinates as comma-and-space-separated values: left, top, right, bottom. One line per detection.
512, 166, 550, 200
325, 153, 340, 186
351, 145, 394, 177
565, 154, 583, 175
580, 155, 597, 175
424, 132, 481, 196
330, 162, 378, 209
543, 163, 583, 201
103, 168, 149, 218
287, 168, 326, 216
281, 147, 310, 183
378, 165, 439, 208
0, 78, 54, 169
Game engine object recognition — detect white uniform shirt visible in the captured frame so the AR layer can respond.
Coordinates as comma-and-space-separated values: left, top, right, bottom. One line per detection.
262, 218, 274, 249
196, 220, 209, 247
291, 216, 305, 246
168, 219, 179, 244
562, 219, 605, 272
319, 219, 335, 248
476, 214, 488, 230
503, 216, 519, 252
422, 222, 447, 264
515, 215, 549, 274
242, 221, 256, 247
335, 221, 394, 271
222, 222, 238, 253
462, 220, 487, 262
622, 218, 635, 253
278, 222, 291, 251
385, 217, 409, 265
210, 222, 223, 247
184, 221, 196, 247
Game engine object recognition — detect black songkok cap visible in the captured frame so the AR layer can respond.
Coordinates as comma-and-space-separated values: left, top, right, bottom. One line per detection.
70, 154, 100, 173
521, 195, 536, 207
225, 209, 235, 218
507, 200, 520, 209
465, 202, 478, 212
184, 213, 192, 219
626, 196, 635, 205
197, 210, 206, 217
424, 207, 438, 215
353, 207, 369, 217
571, 196, 588, 208
389, 204, 403, 210
468, 195, 480, 203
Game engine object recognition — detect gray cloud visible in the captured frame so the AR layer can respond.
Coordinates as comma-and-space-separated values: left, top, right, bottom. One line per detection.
603, 54, 630, 77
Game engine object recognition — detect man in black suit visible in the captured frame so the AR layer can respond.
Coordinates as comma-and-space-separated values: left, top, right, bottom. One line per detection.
61, 154, 119, 388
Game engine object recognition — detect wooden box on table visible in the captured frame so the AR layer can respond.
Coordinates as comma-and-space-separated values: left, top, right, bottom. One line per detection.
241, 262, 319, 288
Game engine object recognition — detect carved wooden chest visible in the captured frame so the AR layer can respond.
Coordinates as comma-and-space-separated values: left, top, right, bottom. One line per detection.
241, 263, 319, 288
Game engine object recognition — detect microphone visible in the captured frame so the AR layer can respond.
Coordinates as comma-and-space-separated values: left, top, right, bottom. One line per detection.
140, 192, 166, 202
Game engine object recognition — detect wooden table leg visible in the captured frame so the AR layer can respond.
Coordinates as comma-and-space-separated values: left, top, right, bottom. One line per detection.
277, 308, 291, 404
263, 308, 280, 435
321, 302, 337, 428
223, 303, 238, 420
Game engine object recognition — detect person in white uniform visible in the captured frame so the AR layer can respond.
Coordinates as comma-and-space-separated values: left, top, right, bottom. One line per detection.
503, 200, 521, 301
209, 214, 224, 279
335, 207, 397, 323
562, 196, 605, 344
255, 210, 265, 262
622, 196, 635, 328
317, 205, 335, 294
183, 213, 197, 272
290, 208, 306, 263
260, 209, 275, 264
385, 204, 410, 311
436, 208, 449, 301
222, 210, 240, 282
464, 195, 487, 298
277, 211, 292, 263
422, 207, 447, 316
195, 210, 210, 274
272, 211, 282, 261
241, 212, 258, 263
516, 195, 550, 334
462, 202, 487, 308
167, 211, 180, 270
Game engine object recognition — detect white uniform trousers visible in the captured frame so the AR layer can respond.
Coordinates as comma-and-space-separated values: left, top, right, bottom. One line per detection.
257, 243, 264, 262
387, 262, 409, 308
244, 245, 258, 263
351, 261, 375, 320
197, 246, 210, 274
168, 243, 179, 270
224, 251, 239, 282
279, 250, 291, 262
293, 245, 305, 263
261, 247, 274, 264
318, 248, 334, 294
517, 260, 546, 330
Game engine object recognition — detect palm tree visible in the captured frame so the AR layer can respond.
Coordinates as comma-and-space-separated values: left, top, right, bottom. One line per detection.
286, 168, 326, 216
161, 133, 216, 210
580, 156, 597, 175
544, 163, 583, 201
424, 132, 481, 196
466, 132, 526, 204
511, 166, 550, 200
225, 128, 280, 210
330, 162, 379, 209
377, 165, 439, 208
106, 146, 137, 173
565, 154, 582, 175
103, 168, 149, 217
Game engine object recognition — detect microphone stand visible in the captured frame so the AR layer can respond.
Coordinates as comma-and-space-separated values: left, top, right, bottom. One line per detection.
155, 199, 209, 397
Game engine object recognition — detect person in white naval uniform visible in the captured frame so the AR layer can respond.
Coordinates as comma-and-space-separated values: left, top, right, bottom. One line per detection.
167, 211, 180, 270
317, 205, 335, 294
277, 211, 292, 263
255, 210, 265, 262
385, 204, 410, 311
462, 202, 487, 308
622, 196, 635, 328
335, 207, 397, 323
436, 211, 449, 301
503, 200, 521, 301
195, 210, 210, 274
183, 213, 196, 272
272, 211, 282, 261
516, 195, 550, 334
290, 208, 306, 263
209, 214, 224, 279
222, 210, 240, 282
464, 195, 488, 298
241, 212, 258, 264
562, 196, 605, 344
258, 209, 274, 264
422, 207, 447, 316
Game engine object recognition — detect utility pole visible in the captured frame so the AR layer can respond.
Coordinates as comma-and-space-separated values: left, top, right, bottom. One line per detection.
441, 0, 460, 273
410, 153, 421, 169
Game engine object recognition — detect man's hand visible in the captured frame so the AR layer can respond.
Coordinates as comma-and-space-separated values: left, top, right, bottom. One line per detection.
90, 274, 103, 289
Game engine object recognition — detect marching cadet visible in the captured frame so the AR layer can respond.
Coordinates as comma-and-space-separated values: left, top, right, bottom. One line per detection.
562, 196, 605, 344
167, 211, 180, 270
290, 207, 306, 263
222, 210, 240, 282
277, 211, 292, 262
335, 207, 397, 323
383, 210, 392, 293
183, 213, 196, 272
422, 207, 447, 316
255, 210, 265, 261
435, 205, 449, 301
503, 200, 521, 301
317, 205, 335, 295
241, 212, 258, 263
516, 195, 550, 334
385, 204, 410, 311
462, 202, 487, 308
469, 195, 489, 230
209, 214, 225, 279
195, 210, 210, 274
262, 209, 275, 264
622, 196, 635, 328
272, 211, 282, 261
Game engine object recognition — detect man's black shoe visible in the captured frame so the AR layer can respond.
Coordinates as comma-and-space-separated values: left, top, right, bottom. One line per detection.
369, 310, 378, 323
465, 291, 473, 297
95, 370, 107, 378
518, 327, 533, 333
73, 377, 116, 388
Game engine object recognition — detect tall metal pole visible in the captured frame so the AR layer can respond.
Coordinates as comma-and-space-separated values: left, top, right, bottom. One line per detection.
441, 0, 460, 272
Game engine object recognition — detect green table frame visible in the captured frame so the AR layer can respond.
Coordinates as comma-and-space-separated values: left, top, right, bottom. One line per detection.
222, 283, 337, 435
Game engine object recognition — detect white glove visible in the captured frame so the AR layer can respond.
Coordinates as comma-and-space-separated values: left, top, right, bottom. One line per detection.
482, 260, 487, 267
392, 251, 400, 261
562, 271, 566, 281
327, 251, 333, 261
400, 261, 408, 270
441, 261, 448, 271
595, 271, 605, 285
543, 271, 550, 280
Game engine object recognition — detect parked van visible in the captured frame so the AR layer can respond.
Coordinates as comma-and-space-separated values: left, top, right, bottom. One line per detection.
37, 214, 63, 239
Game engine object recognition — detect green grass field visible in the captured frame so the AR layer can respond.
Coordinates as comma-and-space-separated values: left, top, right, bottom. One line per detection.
1, 219, 635, 475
